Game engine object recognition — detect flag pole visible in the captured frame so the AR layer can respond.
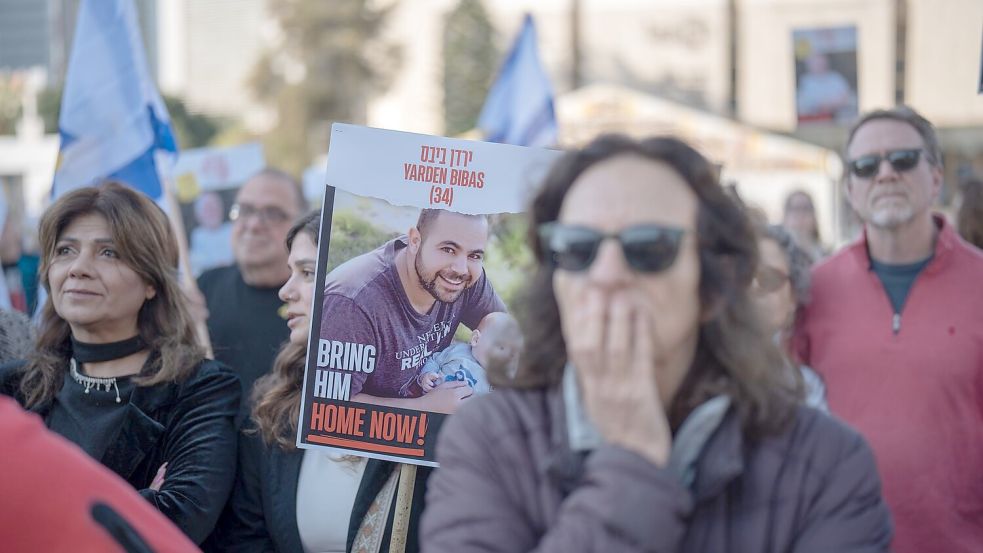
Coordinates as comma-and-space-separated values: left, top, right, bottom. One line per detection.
51, 0, 212, 355
160, 173, 214, 358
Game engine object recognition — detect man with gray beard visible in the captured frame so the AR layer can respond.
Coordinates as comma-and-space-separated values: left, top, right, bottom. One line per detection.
795, 106, 983, 553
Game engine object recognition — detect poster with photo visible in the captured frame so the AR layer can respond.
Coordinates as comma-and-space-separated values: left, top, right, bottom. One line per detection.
172, 142, 265, 276
793, 26, 859, 125
297, 124, 562, 466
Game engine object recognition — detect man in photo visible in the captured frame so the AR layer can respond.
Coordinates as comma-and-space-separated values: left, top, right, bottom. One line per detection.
796, 52, 857, 124
319, 208, 506, 414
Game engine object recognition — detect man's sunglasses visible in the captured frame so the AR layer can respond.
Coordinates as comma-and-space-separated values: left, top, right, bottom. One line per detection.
847, 148, 923, 179
538, 222, 687, 273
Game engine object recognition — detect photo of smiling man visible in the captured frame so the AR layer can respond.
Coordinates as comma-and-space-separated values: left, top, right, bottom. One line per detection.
318, 207, 506, 414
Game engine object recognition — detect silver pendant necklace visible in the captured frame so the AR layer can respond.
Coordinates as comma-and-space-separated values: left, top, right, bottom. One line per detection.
69, 358, 122, 403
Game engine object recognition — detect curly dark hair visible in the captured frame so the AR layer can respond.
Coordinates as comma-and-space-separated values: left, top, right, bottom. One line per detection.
499, 135, 800, 437
759, 224, 812, 307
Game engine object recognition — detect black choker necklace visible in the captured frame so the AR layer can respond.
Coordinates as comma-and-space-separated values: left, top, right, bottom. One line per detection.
71, 335, 147, 364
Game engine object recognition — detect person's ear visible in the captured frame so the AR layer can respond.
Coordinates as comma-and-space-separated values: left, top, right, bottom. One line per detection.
408, 226, 422, 255
145, 284, 157, 301
930, 163, 944, 199
470, 329, 481, 347
843, 175, 862, 213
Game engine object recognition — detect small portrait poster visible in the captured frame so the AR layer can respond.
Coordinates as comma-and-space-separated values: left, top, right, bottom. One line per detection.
793, 26, 859, 125
172, 142, 265, 276
297, 124, 561, 466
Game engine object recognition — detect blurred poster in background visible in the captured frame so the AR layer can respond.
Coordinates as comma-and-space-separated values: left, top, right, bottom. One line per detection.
793, 26, 859, 126
173, 143, 265, 276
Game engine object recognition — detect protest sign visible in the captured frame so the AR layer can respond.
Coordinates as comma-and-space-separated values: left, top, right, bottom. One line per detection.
172, 142, 265, 276
297, 124, 561, 466
793, 26, 859, 125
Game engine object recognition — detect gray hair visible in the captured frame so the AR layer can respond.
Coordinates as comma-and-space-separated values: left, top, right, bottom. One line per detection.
844, 106, 943, 173
248, 167, 309, 212
760, 224, 812, 307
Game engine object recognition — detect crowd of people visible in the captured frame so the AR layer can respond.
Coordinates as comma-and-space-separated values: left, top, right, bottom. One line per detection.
0, 105, 981, 553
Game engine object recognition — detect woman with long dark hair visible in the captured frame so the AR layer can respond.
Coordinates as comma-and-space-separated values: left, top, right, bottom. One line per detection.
0, 182, 240, 544
421, 136, 891, 552
216, 211, 428, 553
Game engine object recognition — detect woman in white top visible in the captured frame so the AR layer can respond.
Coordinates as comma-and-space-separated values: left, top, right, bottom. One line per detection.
214, 211, 428, 553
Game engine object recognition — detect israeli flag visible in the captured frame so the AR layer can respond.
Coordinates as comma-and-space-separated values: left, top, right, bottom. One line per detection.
52, 0, 177, 200
0, 196, 11, 311
478, 14, 558, 147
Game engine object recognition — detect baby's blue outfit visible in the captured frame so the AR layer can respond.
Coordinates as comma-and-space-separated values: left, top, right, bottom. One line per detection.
419, 342, 491, 395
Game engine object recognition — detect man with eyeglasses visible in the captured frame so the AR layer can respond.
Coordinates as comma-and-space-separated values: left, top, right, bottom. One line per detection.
794, 106, 983, 553
196, 168, 307, 420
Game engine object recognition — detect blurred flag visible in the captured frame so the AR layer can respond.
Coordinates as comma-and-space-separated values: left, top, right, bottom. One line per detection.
52, 0, 177, 200
0, 197, 11, 311
478, 14, 558, 147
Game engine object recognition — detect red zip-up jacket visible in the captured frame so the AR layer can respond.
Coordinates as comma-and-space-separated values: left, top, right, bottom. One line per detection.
795, 215, 983, 553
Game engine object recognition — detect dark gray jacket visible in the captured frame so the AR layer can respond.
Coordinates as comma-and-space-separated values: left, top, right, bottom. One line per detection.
422, 387, 892, 552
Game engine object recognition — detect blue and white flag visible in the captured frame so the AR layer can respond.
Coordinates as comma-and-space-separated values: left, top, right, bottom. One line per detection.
52, 0, 177, 200
478, 14, 558, 147
978, 32, 983, 94
0, 196, 11, 311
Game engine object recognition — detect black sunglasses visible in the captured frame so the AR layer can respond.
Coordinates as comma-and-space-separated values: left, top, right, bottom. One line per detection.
538, 222, 687, 273
848, 148, 923, 179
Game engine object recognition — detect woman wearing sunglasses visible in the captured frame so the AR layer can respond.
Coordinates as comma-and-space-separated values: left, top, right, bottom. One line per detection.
421, 135, 891, 552
751, 224, 827, 411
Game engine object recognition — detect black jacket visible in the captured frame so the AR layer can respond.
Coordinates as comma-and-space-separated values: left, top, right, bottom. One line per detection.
0, 357, 241, 544
212, 430, 429, 553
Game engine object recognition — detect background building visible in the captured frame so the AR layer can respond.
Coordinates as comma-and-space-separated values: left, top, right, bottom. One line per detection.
0, 0, 980, 243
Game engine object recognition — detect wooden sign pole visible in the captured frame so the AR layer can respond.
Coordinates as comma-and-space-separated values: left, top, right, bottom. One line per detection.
388, 463, 418, 553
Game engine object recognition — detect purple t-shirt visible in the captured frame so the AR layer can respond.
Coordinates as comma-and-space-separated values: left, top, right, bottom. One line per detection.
319, 237, 505, 399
